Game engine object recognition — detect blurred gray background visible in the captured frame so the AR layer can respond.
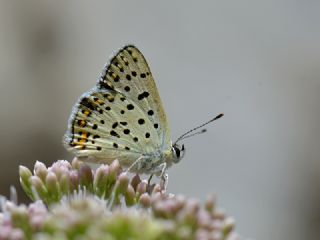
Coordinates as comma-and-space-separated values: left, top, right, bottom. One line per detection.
0, 1, 319, 239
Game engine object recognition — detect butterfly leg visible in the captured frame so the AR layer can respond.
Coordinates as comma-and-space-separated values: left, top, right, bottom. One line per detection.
153, 162, 168, 190
147, 174, 154, 186
160, 163, 168, 190
161, 173, 168, 191
124, 155, 144, 174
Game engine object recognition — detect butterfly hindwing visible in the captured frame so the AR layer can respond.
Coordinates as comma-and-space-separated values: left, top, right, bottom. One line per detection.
64, 90, 131, 164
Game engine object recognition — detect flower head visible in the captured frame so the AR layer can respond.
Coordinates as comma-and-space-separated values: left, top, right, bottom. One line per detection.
1, 158, 242, 239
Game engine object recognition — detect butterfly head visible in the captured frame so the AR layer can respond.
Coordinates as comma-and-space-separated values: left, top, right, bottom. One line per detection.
171, 143, 185, 163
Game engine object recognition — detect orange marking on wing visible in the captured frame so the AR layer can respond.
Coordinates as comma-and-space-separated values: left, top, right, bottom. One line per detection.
96, 99, 104, 105
79, 120, 86, 127
83, 110, 90, 116
75, 131, 88, 145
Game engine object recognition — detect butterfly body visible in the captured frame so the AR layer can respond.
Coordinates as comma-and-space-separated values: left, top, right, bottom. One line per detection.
64, 45, 185, 176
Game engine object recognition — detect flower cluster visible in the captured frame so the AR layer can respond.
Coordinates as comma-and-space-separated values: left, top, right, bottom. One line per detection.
19, 158, 161, 207
0, 159, 240, 240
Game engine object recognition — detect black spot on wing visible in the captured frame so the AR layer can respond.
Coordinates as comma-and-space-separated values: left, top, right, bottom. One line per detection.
80, 98, 95, 111
138, 91, 150, 100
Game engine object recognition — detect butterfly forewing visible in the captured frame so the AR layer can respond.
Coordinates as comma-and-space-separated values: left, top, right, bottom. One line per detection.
64, 45, 171, 167
99, 45, 170, 146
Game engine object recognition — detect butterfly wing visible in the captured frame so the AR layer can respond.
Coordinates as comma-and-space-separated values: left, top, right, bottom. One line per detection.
64, 45, 171, 167
98, 45, 171, 146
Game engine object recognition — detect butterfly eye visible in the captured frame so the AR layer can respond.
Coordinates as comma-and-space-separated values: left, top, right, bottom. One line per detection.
175, 147, 181, 158
172, 144, 185, 163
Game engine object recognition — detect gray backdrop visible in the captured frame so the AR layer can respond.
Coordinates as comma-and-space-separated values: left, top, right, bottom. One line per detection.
0, 1, 319, 239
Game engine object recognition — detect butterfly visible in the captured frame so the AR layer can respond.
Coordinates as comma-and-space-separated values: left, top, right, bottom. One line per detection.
64, 45, 223, 183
